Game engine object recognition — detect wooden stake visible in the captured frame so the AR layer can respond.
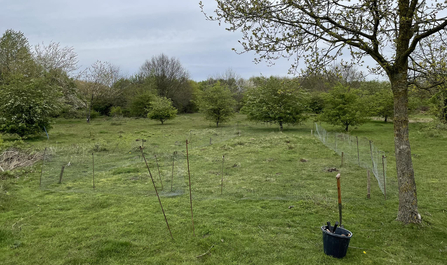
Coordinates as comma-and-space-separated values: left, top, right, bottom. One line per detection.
186, 140, 195, 236
154, 155, 164, 190
336, 173, 342, 226
311, 129, 313, 135
382, 155, 387, 200
92, 152, 95, 189
140, 147, 173, 240
58, 165, 65, 184
341, 152, 344, 167
40, 147, 47, 187
367, 170, 371, 199
210, 137, 212, 145
171, 151, 176, 192
221, 155, 225, 195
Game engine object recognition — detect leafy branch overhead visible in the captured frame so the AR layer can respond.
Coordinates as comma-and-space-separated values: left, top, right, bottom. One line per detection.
202, 0, 447, 79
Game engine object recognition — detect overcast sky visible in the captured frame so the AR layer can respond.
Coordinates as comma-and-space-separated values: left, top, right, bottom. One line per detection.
0, 0, 299, 80
0, 0, 384, 81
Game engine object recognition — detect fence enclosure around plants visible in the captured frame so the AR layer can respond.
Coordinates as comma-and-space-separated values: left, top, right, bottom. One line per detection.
7, 122, 389, 202
314, 123, 387, 197
39, 126, 243, 197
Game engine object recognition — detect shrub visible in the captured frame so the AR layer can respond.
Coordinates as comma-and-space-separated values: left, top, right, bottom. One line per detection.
110, 106, 123, 117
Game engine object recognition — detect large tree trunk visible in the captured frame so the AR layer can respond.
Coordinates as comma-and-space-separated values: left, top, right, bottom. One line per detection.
390, 73, 420, 224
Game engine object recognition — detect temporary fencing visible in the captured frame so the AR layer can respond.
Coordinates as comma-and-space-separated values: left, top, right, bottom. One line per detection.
39, 125, 243, 196
314, 123, 387, 196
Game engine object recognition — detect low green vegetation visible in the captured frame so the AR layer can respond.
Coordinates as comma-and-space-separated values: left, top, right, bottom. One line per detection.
0, 114, 446, 264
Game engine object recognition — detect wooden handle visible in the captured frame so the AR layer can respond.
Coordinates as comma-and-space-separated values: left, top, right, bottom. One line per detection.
336, 173, 341, 204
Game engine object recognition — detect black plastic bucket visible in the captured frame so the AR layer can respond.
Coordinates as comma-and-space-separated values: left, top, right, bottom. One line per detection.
321, 226, 353, 258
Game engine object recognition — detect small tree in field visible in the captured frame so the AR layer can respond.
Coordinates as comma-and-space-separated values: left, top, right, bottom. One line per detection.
147, 97, 177, 125
373, 89, 394, 123
241, 77, 309, 131
198, 81, 236, 127
320, 84, 367, 132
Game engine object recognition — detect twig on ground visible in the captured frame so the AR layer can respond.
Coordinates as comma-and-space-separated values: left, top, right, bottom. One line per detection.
196, 245, 214, 258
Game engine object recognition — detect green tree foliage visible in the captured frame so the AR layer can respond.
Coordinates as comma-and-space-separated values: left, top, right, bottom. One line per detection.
309, 93, 325, 114
358, 81, 394, 122
197, 81, 236, 127
299, 64, 364, 92
109, 106, 123, 117
0, 73, 61, 136
0, 30, 61, 137
184, 80, 200, 113
429, 87, 447, 123
0, 29, 36, 76
117, 75, 158, 117
203, 69, 246, 111
241, 77, 309, 131
369, 84, 394, 123
128, 90, 156, 118
320, 84, 367, 132
147, 97, 177, 125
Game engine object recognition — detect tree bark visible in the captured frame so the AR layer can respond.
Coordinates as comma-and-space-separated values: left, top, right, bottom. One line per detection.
390, 72, 420, 224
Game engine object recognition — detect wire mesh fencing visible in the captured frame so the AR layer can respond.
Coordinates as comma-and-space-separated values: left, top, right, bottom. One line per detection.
40, 144, 187, 197
38, 125, 245, 197
314, 123, 387, 196
185, 126, 242, 149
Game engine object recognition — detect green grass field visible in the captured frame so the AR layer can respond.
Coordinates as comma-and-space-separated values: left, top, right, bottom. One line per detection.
1, 114, 446, 264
